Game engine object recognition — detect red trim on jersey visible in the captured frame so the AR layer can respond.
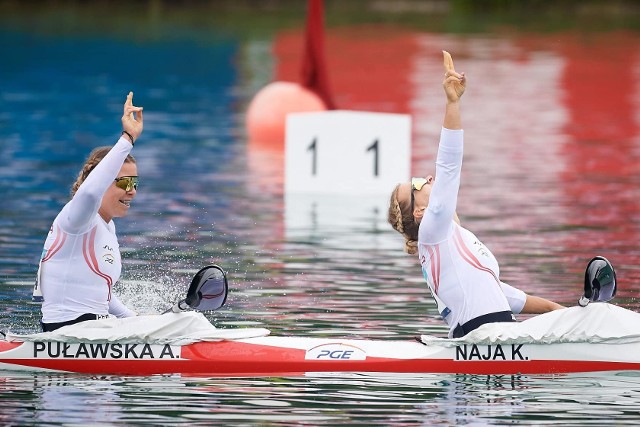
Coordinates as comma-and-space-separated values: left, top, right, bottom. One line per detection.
82, 226, 113, 301
425, 245, 441, 294
42, 225, 67, 262
453, 227, 499, 284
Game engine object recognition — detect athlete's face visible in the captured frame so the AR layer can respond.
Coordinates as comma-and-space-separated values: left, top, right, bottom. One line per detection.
98, 162, 138, 223
398, 176, 433, 223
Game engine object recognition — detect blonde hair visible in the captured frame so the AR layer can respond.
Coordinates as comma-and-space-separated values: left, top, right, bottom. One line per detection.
70, 146, 136, 197
388, 184, 420, 255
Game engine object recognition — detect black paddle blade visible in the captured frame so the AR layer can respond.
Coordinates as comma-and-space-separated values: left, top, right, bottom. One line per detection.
579, 256, 617, 307
184, 265, 228, 311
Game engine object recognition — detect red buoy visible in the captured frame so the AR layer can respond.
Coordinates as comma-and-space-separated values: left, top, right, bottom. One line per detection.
246, 81, 327, 148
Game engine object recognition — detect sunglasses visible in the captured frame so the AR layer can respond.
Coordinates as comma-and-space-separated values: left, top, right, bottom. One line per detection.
114, 176, 139, 192
410, 177, 429, 214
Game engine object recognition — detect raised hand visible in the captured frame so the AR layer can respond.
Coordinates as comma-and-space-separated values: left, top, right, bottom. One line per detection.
121, 92, 144, 143
442, 51, 466, 102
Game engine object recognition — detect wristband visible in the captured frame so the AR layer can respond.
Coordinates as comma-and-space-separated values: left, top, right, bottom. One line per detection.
121, 130, 135, 145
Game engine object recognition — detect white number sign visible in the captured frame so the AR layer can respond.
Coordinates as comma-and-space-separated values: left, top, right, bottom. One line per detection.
285, 111, 411, 195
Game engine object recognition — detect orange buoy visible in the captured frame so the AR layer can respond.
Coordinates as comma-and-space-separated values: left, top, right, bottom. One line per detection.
246, 81, 327, 149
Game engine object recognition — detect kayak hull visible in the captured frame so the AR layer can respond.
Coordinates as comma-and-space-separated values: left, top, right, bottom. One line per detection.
2, 336, 640, 376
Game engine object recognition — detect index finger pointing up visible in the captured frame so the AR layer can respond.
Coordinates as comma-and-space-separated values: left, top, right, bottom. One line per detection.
125, 91, 133, 107
443, 50, 455, 73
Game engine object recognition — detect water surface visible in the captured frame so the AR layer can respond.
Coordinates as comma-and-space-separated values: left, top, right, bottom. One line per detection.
1, 2, 640, 425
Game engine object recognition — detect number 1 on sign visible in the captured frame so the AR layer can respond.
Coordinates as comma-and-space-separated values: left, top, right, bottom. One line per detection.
366, 139, 379, 176
307, 138, 317, 176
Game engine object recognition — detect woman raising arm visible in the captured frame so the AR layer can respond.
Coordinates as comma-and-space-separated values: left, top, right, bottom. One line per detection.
387, 52, 563, 338
36, 92, 144, 332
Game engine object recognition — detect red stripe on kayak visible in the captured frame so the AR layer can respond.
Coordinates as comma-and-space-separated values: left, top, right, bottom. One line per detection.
3, 356, 640, 376
0, 342, 22, 351
2, 340, 639, 376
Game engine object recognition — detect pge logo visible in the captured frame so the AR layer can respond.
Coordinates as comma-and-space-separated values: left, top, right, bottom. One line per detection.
305, 343, 367, 361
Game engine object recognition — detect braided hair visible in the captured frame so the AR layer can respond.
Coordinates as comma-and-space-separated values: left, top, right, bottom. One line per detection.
70, 146, 136, 197
387, 184, 420, 255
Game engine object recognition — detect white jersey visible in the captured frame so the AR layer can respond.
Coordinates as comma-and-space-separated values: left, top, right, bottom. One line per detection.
39, 137, 136, 323
418, 128, 526, 338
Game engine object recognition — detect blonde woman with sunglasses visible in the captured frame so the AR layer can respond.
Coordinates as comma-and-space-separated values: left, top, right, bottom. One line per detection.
388, 52, 563, 338
34, 92, 144, 332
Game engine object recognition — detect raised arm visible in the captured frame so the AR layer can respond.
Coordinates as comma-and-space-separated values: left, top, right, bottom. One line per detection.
417, 52, 467, 244
60, 93, 144, 234
442, 50, 465, 130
